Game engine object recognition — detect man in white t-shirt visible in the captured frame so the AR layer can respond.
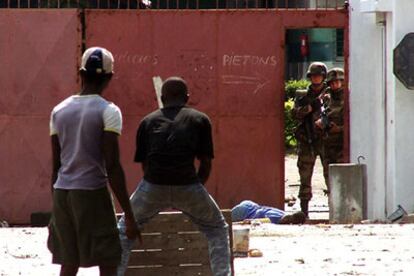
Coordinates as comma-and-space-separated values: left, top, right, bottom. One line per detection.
48, 47, 139, 276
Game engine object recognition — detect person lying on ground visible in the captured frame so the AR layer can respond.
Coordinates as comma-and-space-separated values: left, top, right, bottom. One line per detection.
231, 200, 306, 225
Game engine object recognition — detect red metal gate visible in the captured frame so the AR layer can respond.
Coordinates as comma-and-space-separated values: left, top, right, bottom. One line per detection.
85, 9, 349, 210
0, 10, 81, 224
0, 5, 348, 224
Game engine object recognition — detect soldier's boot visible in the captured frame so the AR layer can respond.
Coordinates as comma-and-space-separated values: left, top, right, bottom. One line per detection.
300, 200, 309, 218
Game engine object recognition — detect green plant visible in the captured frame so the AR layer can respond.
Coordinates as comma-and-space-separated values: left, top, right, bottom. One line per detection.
284, 79, 310, 150
285, 79, 310, 101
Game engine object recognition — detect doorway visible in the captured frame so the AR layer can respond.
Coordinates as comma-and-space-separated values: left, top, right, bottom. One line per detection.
284, 28, 347, 220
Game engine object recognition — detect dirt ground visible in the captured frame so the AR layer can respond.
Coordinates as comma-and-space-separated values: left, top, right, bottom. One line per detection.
284, 154, 328, 219
1, 156, 413, 275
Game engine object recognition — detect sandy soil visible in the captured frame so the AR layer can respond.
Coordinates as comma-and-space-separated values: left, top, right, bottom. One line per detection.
236, 223, 414, 276
1, 156, 413, 276
1, 223, 414, 276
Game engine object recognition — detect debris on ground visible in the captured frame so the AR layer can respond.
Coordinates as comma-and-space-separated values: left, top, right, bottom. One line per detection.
248, 249, 263, 258
387, 205, 407, 223
400, 214, 414, 224
284, 195, 297, 207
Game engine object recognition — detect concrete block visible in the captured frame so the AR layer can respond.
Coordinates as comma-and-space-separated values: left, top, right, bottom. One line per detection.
329, 164, 367, 224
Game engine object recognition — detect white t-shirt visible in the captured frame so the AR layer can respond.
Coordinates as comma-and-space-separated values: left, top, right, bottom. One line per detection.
50, 94, 122, 190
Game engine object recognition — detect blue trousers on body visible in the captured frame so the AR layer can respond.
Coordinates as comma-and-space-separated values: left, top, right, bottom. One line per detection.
117, 179, 231, 276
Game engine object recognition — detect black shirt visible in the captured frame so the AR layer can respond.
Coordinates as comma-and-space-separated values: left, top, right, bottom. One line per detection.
134, 106, 214, 185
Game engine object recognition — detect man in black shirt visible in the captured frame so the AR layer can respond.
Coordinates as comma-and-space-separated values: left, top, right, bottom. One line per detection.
117, 77, 231, 276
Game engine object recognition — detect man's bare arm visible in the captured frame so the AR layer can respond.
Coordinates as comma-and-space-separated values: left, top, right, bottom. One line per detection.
51, 135, 61, 193
198, 157, 212, 185
103, 132, 140, 241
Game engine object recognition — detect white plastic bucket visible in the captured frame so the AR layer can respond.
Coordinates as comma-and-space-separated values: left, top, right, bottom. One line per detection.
232, 226, 250, 255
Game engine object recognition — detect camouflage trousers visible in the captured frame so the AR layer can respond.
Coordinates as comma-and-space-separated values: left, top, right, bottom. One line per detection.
323, 141, 344, 166
117, 179, 231, 276
322, 141, 344, 188
297, 139, 329, 201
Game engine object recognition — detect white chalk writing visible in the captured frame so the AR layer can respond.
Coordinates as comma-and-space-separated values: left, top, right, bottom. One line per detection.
114, 52, 159, 65
223, 54, 277, 67
222, 73, 270, 94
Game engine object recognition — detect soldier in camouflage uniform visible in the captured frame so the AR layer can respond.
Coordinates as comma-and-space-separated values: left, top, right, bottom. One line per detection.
316, 68, 345, 188
292, 62, 329, 217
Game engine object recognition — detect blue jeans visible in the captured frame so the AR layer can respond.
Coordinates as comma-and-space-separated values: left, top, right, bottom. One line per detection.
117, 179, 231, 276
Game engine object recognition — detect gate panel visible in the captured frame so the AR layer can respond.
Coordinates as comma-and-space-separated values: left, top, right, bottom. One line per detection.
85, 10, 286, 208
215, 12, 284, 207
0, 10, 80, 223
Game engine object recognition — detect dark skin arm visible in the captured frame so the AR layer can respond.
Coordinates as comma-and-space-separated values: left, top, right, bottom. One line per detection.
197, 156, 212, 185
103, 132, 141, 241
51, 135, 61, 193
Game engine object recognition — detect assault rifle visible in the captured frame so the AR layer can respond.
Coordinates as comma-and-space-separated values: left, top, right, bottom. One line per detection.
320, 99, 331, 133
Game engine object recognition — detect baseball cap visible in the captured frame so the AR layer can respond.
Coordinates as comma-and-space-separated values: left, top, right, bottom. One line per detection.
80, 47, 114, 74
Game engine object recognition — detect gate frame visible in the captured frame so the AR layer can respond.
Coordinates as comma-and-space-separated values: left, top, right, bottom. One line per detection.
280, 9, 350, 164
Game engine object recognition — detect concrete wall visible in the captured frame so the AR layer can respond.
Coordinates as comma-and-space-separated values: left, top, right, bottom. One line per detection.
350, 0, 414, 219
390, 1, 414, 215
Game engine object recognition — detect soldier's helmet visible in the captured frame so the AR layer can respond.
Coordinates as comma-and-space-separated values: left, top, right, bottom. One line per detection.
326, 68, 345, 83
306, 62, 328, 79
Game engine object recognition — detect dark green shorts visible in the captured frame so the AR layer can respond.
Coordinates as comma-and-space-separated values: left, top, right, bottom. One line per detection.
47, 187, 121, 267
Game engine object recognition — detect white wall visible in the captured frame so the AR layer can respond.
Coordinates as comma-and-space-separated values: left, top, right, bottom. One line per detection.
350, 0, 386, 219
391, 1, 414, 213
351, 0, 414, 219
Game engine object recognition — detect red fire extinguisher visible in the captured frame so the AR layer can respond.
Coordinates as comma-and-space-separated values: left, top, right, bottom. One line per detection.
300, 33, 309, 57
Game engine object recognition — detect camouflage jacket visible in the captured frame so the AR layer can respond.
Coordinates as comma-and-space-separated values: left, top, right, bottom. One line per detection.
323, 87, 344, 145
292, 84, 328, 143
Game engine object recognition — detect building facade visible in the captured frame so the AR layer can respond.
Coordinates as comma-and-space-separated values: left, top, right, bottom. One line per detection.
350, 0, 414, 219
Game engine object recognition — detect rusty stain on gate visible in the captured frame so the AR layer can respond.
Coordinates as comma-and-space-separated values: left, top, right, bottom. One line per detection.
0, 2, 348, 223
